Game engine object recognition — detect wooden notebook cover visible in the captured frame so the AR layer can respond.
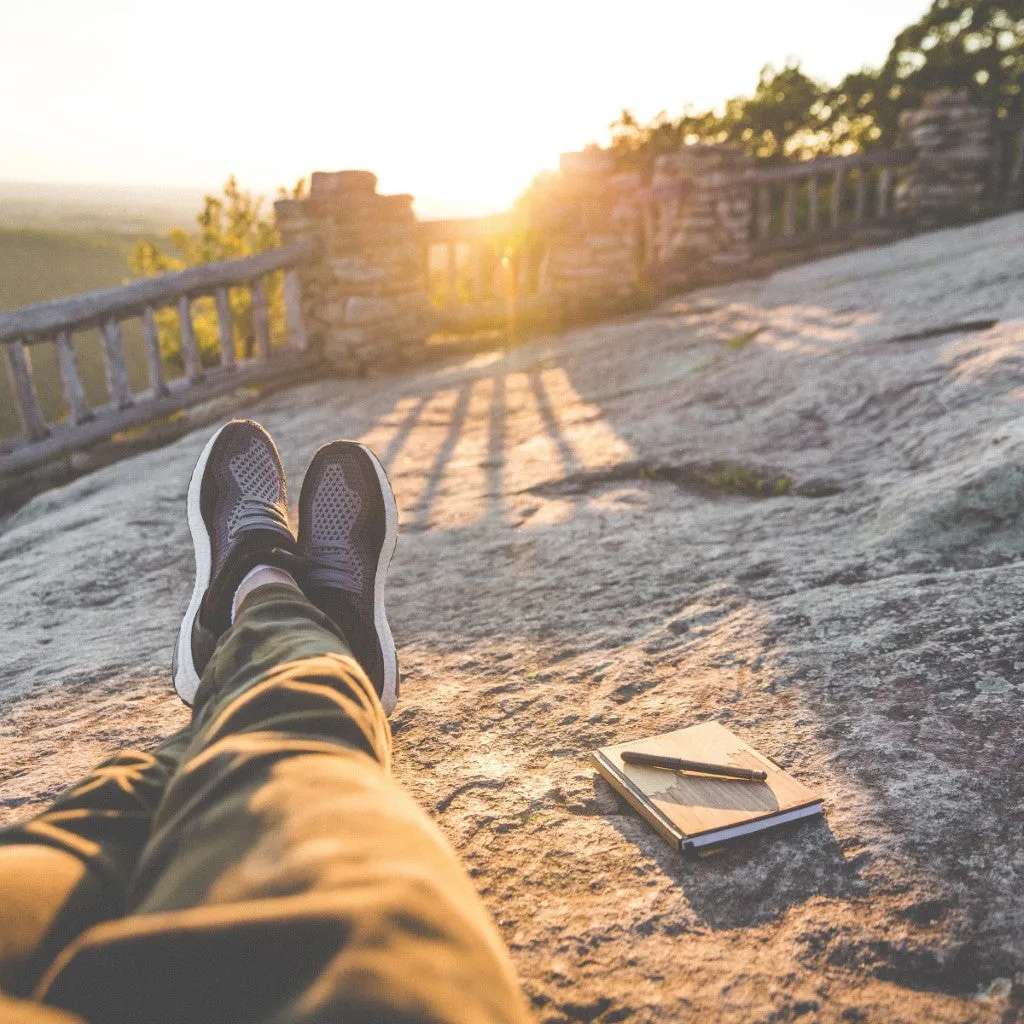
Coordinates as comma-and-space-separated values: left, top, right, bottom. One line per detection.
592, 722, 820, 842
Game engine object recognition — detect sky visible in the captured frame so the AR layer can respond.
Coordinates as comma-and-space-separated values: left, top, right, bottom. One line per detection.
0, 0, 933, 217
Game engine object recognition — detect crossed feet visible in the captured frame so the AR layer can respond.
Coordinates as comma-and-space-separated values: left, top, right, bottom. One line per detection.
171, 420, 400, 714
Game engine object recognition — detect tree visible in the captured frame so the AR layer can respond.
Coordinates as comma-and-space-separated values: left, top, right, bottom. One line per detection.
830, 0, 1024, 147
728, 63, 832, 159
819, 68, 888, 154
607, 63, 832, 172
130, 176, 307, 372
605, 1, 1023, 171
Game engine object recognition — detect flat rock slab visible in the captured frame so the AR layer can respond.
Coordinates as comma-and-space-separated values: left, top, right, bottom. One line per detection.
2, 212, 1024, 1022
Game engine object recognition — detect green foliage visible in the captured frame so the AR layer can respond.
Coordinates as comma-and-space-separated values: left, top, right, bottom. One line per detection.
608, 1, 1024, 170
610, 63, 836, 168
732, 64, 834, 159
832, 0, 1024, 146
130, 176, 307, 373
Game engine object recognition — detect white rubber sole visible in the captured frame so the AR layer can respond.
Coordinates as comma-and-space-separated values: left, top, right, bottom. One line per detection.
172, 425, 224, 705
353, 442, 401, 715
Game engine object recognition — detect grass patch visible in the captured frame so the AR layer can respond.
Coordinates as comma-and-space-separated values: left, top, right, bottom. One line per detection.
534, 458, 795, 500
672, 460, 791, 497
725, 326, 762, 350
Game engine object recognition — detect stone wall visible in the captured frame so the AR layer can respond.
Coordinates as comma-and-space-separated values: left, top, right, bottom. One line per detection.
648, 144, 755, 291
529, 150, 646, 312
896, 89, 994, 227
274, 172, 430, 374
280, 93, 1002, 374
519, 144, 757, 309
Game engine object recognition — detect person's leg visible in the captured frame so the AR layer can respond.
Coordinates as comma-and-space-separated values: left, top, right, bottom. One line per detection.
0, 730, 189, 996
37, 585, 527, 1024
35, 425, 528, 1024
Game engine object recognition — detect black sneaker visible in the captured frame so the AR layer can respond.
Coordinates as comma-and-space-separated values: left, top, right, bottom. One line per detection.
172, 420, 300, 705
298, 442, 400, 714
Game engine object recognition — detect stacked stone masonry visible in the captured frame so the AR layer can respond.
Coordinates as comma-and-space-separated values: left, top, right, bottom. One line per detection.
896, 89, 994, 227
649, 144, 755, 290
275, 171, 430, 375
529, 150, 647, 311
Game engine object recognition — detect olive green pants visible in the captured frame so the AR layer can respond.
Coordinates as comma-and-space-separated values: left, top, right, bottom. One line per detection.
0, 584, 528, 1024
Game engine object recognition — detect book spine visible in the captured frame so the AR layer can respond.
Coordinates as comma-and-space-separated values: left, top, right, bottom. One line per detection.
589, 752, 684, 851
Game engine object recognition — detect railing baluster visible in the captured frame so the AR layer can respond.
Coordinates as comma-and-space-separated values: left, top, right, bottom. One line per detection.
535, 245, 550, 296
663, 198, 677, 260
101, 317, 133, 409
783, 181, 796, 235
472, 243, 485, 303
55, 329, 91, 424
142, 305, 167, 396
283, 269, 308, 351
757, 185, 771, 239
808, 176, 820, 232
215, 287, 235, 368
639, 203, 653, 269
877, 167, 892, 219
423, 245, 433, 303
517, 249, 529, 295
830, 167, 845, 229
989, 133, 1004, 204
854, 170, 867, 223
4, 340, 49, 439
177, 296, 202, 381
250, 278, 272, 360
650, 202, 661, 262
445, 242, 458, 307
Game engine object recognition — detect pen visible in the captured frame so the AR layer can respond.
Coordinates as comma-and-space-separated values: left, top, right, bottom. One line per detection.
621, 750, 768, 781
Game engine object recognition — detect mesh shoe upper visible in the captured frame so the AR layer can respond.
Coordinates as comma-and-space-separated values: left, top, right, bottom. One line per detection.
195, 421, 301, 642
298, 442, 396, 706
203, 425, 293, 583
304, 461, 368, 592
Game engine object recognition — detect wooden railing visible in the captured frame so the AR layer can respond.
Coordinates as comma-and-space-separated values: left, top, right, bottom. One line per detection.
745, 147, 915, 252
0, 241, 316, 475
7, 119, 1021, 481
417, 215, 550, 330
638, 147, 917, 280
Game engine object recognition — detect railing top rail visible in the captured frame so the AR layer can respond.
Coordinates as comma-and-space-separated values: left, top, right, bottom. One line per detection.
745, 146, 915, 183
0, 240, 314, 345
417, 213, 516, 242
643, 146, 916, 200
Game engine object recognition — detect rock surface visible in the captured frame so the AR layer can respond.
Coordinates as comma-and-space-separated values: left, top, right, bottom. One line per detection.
3, 212, 1024, 1022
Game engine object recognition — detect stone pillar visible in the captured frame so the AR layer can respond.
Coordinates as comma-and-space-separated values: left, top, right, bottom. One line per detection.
895, 89, 994, 227
532, 150, 646, 314
649, 144, 755, 290
274, 171, 430, 374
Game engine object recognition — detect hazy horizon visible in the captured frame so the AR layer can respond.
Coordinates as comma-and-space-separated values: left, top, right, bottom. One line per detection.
3, 0, 933, 218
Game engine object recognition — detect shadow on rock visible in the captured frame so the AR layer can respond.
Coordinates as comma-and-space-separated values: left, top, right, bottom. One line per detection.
600, 779, 864, 930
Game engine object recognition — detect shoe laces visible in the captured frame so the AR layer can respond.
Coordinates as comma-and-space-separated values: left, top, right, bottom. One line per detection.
230, 495, 290, 539
306, 540, 362, 593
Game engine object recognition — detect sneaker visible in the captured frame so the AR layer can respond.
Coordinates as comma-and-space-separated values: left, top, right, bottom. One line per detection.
298, 442, 400, 714
172, 420, 300, 705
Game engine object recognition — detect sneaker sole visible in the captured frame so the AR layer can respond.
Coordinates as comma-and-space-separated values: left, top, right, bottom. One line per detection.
359, 442, 401, 715
172, 424, 224, 705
